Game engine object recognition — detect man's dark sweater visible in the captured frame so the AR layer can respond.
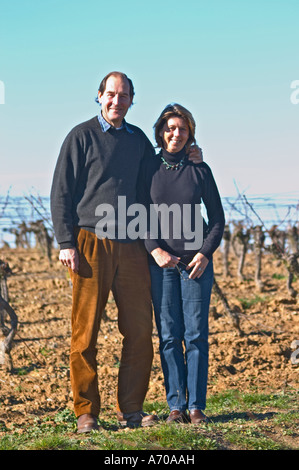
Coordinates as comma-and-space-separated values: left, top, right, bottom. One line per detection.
137, 148, 225, 265
50, 116, 154, 249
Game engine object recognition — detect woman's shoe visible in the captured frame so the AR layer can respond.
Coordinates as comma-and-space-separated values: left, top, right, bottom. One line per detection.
166, 410, 189, 423
189, 409, 209, 424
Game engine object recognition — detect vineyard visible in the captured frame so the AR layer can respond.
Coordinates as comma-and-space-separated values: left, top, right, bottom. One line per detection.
0, 191, 298, 445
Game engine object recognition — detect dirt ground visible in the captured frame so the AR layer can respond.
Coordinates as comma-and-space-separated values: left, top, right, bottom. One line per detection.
0, 246, 298, 429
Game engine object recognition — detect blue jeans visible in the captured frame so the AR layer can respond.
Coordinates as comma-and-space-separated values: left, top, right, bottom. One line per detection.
150, 260, 214, 411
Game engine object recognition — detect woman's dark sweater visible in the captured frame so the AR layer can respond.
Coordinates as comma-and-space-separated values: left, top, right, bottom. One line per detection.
137, 148, 225, 265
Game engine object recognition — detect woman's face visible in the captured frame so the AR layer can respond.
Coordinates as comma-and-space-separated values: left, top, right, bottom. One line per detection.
159, 116, 190, 153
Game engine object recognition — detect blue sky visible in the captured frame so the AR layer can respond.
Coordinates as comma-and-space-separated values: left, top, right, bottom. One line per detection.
0, 0, 298, 199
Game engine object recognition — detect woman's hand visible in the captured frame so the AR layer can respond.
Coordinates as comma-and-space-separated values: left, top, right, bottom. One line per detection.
151, 247, 180, 268
186, 253, 209, 279
188, 145, 203, 164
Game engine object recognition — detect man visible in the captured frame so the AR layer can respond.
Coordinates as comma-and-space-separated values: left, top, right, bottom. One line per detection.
50, 71, 202, 433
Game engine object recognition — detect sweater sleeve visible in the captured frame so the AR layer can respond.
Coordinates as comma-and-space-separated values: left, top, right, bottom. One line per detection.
197, 163, 225, 259
50, 129, 85, 249
136, 157, 161, 254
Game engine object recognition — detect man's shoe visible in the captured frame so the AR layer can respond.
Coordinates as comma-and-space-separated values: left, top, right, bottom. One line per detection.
77, 413, 99, 433
166, 410, 189, 424
189, 409, 209, 424
117, 410, 158, 428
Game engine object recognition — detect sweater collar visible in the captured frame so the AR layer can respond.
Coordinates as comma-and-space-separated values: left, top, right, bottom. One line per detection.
160, 147, 187, 164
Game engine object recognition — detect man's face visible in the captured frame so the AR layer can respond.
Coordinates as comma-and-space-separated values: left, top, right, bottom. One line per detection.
98, 75, 132, 128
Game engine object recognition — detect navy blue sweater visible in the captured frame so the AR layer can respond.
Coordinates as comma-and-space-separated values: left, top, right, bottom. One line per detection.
50, 116, 154, 248
137, 148, 225, 264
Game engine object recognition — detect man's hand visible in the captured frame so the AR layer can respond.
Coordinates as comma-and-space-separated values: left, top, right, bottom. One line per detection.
186, 253, 209, 279
59, 247, 79, 273
151, 247, 180, 268
188, 145, 203, 164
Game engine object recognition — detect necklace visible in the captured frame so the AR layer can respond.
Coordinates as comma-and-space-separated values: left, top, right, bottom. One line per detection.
160, 154, 185, 170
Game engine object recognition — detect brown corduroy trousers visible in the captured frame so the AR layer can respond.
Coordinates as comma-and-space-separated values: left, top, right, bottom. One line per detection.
68, 229, 153, 418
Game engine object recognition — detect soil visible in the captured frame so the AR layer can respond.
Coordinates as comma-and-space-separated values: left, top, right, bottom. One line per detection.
0, 247, 298, 430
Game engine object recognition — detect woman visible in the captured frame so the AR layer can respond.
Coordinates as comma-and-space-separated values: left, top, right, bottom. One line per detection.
138, 103, 225, 423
